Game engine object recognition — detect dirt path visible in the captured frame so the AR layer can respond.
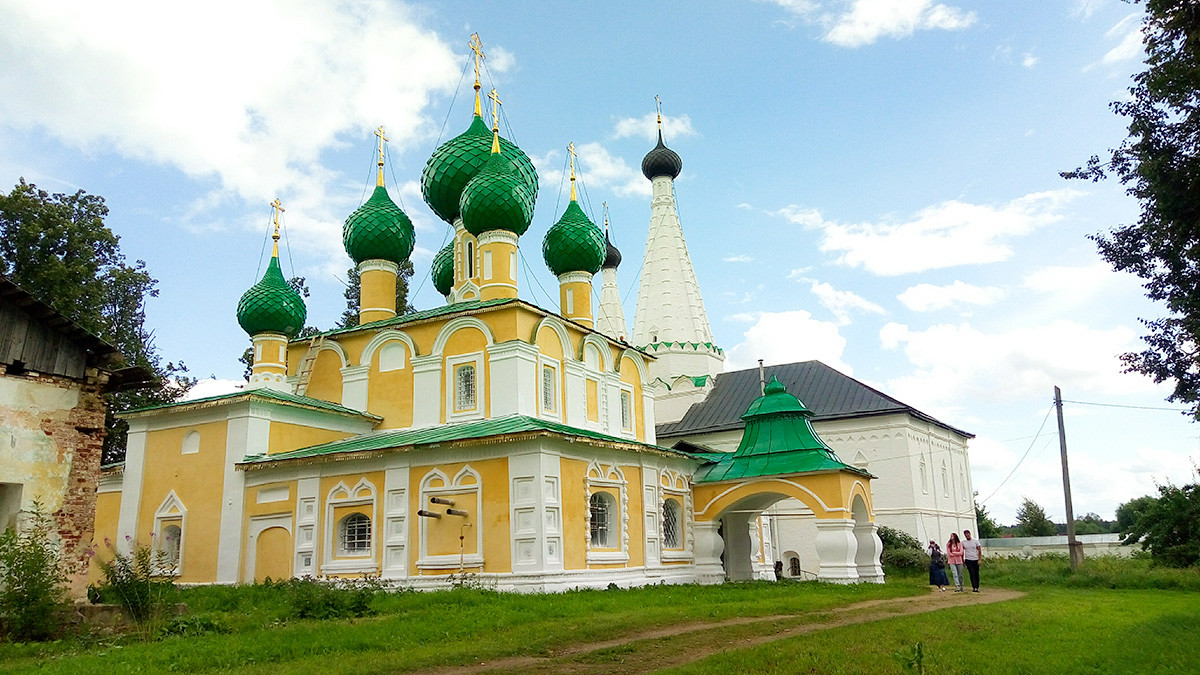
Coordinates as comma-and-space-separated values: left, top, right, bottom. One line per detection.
414, 587, 1024, 675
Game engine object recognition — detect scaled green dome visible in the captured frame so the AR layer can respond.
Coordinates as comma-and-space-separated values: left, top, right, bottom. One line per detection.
237, 256, 307, 338
421, 116, 539, 224
343, 185, 416, 265
431, 241, 455, 296
543, 201, 605, 276
460, 151, 535, 237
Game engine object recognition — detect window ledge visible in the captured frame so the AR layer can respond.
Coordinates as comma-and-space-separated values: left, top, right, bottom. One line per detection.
321, 559, 378, 574
417, 554, 484, 570
660, 550, 693, 563
587, 550, 629, 564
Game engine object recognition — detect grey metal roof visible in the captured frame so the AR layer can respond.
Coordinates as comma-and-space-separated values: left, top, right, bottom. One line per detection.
656, 360, 972, 439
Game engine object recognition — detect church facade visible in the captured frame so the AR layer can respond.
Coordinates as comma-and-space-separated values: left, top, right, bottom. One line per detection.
92, 52, 886, 590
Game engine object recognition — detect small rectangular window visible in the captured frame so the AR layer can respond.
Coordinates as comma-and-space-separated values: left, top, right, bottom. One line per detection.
456, 364, 477, 411
620, 391, 632, 432
542, 365, 556, 413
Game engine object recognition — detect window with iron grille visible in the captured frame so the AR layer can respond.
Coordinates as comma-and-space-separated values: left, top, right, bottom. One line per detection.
542, 365, 556, 413
455, 363, 476, 411
589, 492, 611, 547
789, 556, 801, 577
339, 513, 372, 555
662, 498, 681, 549
620, 391, 632, 431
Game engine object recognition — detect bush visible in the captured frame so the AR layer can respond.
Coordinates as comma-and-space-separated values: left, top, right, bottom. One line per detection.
0, 505, 69, 641
275, 576, 384, 620
157, 614, 226, 638
877, 526, 929, 570
92, 535, 176, 633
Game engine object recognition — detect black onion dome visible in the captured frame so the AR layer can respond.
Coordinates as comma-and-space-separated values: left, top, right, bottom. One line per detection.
641, 129, 682, 180
602, 231, 622, 269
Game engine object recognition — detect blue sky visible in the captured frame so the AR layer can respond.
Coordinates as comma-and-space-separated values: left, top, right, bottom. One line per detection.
2, 0, 1195, 524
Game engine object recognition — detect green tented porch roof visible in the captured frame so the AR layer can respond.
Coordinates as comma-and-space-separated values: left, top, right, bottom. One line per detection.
238, 414, 690, 469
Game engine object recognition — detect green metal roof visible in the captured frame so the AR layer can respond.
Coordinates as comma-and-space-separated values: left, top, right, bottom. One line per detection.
342, 185, 416, 265
236, 255, 307, 338
238, 414, 691, 468
543, 200, 605, 276
431, 242, 455, 296
460, 148, 535, 237
119, 386, 381, 421
693, 376, 871, 483
420, 115, 538, 224
314, 297, 517, 338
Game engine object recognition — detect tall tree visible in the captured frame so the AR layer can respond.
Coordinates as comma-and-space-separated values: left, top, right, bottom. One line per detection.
1015, 497, 1057, 537
1119, 481, 1200, 567
0, 179, 193, 464
337, 261, 415, 329
974, 500, 1002, 539
1064, 1, 1200, 416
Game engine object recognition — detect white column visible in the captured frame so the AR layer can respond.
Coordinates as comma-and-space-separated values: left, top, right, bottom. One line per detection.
340, 364, 370, 412
854, 520, 885, 583
410, 355, 442, 427
216, 414, 263, 583
488, 341, 539, 418
815, 519, 860, 583
692, 520, 725, 584
563, 360, 588, 426
381, 467, 410, 580
114, 420, 149, 556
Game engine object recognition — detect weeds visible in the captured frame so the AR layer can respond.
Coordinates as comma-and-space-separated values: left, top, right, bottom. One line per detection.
91, 535, 176, 638
0, 503, 70, 641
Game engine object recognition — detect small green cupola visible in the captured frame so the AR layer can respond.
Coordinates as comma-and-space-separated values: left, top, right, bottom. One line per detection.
420, 37, 537, 224
237, 203, 307, 338
542, 143, 605, 276
693, 376, 869, 482
431, 241, 455, 296
343, 127, 416, 265
459, 91, 535, 237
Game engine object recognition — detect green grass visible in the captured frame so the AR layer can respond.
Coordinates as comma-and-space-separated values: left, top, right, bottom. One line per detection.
2, 558, 1198, 674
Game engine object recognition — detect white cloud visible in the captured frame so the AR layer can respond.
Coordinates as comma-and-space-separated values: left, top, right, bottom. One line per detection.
804, 189, 1079, 276
772, 205, 831, 229
879, 319, 1153, 414
1023, 262, 1119, 303
612, 113, 696, 142
1022, 52, 1039, 68
805, 280, 886, 325
725, 310, 852, 373
1098, 13, 1144, 67
185, 378, 245, 400
0, 0, 460, 267
898, 280, 1004, 312
763, 0, 975, 47
534, 142, 649, 198
723, 254, 754, 263
726, 312, 761, 323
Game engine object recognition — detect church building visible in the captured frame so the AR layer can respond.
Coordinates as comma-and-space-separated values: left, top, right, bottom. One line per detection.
91, 38, 976, 590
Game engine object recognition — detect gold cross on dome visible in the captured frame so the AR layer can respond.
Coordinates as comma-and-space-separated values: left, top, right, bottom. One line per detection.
488, 88, 502, 130
567, 142, 578, 200
603, 202, 609, 232
374, 126, 389, 186
469, 33, 485, 79
655, 95, 663, 127
270, 199, 285, 253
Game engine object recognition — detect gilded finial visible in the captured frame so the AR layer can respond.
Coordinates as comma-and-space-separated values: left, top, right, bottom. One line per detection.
655, 95, 663, 130
603, 202, 609, 233
567, 142, 578, 202
270, 198, 285, 256
469, 33, 485, 117
487, 88, 503, 154
374, 125, 389, 187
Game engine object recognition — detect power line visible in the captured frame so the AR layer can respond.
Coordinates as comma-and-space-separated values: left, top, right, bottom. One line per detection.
1061, 399, 1184, 412
979, 403, 1056, 505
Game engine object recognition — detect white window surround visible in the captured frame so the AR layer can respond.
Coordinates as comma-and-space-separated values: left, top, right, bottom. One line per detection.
181, 430, 200, 455
321, 479, 378, 575
417, 466, 484, 570
446, 353, 485, 421
586, 463, 629, 564
619, 387, 634, 436
659, 470, 693, 563
539, 356, 561, 420
153, 491, 187, 576
661, 498, 681, 549
589, 492, 614, 547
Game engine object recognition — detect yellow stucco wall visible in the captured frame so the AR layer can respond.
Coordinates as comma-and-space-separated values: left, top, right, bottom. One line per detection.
89, 489, 122, 583
561, 457, 587, 570
138, 420, 229, 583
303, 350, 344, 404
441, 327, 490, 422
409, 458, 511, 574
266, 422, 350, 455
366, 342, 414, 429
619, 355, 646, 441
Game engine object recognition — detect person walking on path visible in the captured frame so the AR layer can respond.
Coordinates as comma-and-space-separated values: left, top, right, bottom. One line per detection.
962, 529, 983, 592
946, 533, 965, 592
927, 540, 949, 591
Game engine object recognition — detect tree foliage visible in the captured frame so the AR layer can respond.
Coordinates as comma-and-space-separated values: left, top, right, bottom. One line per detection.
1119, 481, 1200, 567
974, 501, 1002, 539
1063, 1, 1200, 416
1015, 497, 1057, 537
0, 180, 194, 464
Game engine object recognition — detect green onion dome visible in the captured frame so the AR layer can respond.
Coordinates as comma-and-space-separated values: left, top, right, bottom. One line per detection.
421, 115, 539, 224
237, 255, 307, 338
542, 201, 606, 276
342, 185, 416, 265
459, 151, 534, 237
431, 241, 454, 296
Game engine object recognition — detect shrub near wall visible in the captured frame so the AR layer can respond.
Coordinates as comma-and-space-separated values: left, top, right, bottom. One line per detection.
0, 507, 70, 641
877, 526, 929, 571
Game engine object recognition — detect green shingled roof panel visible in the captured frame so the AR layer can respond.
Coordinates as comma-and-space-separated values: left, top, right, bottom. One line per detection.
236, 256, 307, 337
460, 151, 534, 237
431, 242, 455, 296
240, 414, 688, 465
343, 185, 416, 264
421, 116, 538, 224
543, 201, 605, 275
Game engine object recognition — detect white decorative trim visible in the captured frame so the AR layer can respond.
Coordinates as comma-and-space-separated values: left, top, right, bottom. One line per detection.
446, 352, 485, 422
617, 349, 650, 385
153, 491, 187, 576
557, 270, 592, 285
358, 259, 399, 275
321, 478, 378, 575
361, 329, 420, 365
538, 355, 562, 421
417, 466, 484, 570
477, 229, 519, 247
340, 364, 370, 411
245, 513, 292, 582
585, 462, 630, 565
431, 315, 496, 356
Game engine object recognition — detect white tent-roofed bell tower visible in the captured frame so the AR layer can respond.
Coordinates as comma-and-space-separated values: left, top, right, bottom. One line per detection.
631, 100, 724, 423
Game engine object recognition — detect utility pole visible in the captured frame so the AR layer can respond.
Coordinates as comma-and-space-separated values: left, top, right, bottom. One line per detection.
1054, 386, 1084, 570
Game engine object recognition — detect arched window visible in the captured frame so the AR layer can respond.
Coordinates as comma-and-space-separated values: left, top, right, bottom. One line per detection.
455, 363, 476, 411
941, 461, 949, 497
789, 556, 801, 577
339, 513, 372, 555
466, 241, 475, 278
920, 457, 928, 494
662, 498, 682, 549
161, 524, 182, 565
589, 492, 613, 547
